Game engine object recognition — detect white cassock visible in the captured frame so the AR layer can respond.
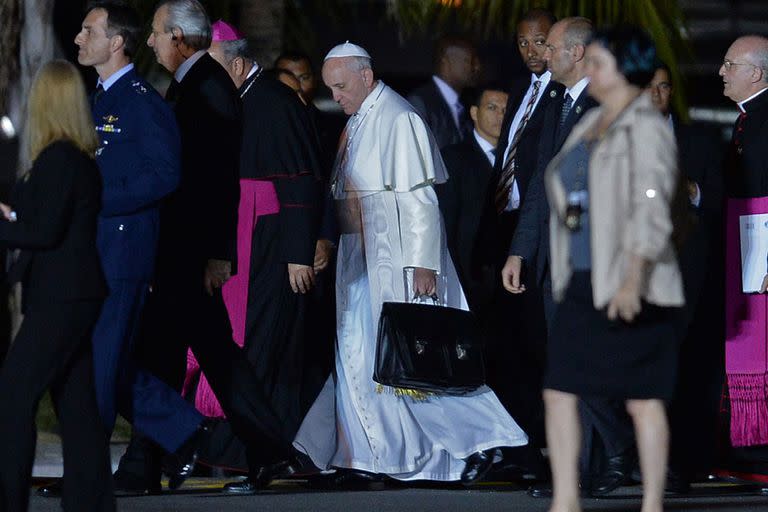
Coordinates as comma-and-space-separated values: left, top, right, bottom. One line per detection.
293, 81, 528, 481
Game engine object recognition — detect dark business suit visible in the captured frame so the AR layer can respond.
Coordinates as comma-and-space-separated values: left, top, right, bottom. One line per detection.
408, 78, 471, 149
479, 75, 562, 455
669, 117, 725, 480
0, 140, 114, 512
135, 53, 294, 470
91, 68, 202, 453
437, 134, 496, 313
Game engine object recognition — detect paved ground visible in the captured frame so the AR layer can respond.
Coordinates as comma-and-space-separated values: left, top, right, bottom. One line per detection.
26, 479, 768, 512
29, 435, 768, 511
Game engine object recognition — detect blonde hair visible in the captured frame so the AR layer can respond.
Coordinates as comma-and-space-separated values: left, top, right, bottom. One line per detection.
26, 60, 98, 163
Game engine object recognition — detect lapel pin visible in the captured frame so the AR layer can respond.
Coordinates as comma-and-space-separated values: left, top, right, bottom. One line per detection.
550, 90, 557, 98
575, 106, 582, 114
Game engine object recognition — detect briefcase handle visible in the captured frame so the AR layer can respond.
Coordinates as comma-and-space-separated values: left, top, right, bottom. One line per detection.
412, 293, 441, 306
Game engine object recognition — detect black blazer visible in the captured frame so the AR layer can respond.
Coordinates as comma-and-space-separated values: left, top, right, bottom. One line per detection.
158, 53, 241, 280
407, 79, 470, 149
509, 91, 597, 287
1, 140, 106, 309
437, 135, 495, 302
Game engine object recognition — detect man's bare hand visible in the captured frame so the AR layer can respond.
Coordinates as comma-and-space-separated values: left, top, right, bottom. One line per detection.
204, 259, 232, 296
313, 239, 335, 273
288, 263, 315, 294
413, 267, 437, 297
0, 202, 15, 222
501, 255, 526, 294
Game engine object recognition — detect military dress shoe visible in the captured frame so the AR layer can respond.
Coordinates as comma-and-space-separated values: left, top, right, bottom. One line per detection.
36, 479, 62, 498
527, 483, 552, 498
222, 458, 298, 495
590, 453, 634, 496
461, 450, 496, 486
166, 422, 211, 490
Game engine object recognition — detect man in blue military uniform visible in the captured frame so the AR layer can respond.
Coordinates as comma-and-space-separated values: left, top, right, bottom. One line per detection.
38, 2, 204, 497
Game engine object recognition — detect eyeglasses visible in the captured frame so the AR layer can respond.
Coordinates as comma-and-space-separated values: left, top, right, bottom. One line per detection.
722, 59, 757, 71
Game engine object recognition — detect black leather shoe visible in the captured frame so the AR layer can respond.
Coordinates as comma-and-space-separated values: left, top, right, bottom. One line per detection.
527, 483, 552, 498
590, 453, 634, 496
332, 469, 386, 490
166, 422, 210, 490
461, 450, 495, 486
222, 459, 298, 495
36, 479, 62, 498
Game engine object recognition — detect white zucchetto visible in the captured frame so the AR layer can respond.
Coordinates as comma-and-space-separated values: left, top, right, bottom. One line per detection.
324, 41, 371, 61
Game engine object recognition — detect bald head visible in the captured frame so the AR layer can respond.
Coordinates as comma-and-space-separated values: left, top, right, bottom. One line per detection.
719, 35, 768, 102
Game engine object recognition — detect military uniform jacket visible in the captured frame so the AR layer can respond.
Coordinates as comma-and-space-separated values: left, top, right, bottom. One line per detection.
92, 67, 181, 282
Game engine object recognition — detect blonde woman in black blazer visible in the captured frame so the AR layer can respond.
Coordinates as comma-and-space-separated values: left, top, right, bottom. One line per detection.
0, 60, 114, 512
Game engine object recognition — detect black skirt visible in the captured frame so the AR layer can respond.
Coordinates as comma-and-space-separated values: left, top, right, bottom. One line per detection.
544, 271, 680, 401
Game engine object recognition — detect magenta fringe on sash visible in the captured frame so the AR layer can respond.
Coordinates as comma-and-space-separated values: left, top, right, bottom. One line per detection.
727, 372, 768, 447
724, 197, 768, 447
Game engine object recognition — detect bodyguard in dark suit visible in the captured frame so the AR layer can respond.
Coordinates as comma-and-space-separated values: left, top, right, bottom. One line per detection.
648, 65, 724, 490
503, 17, 638, 496
478, 10, 559, 470
407, 36, 479, 149
438, 84, 507, 314
70, 4, 204, 477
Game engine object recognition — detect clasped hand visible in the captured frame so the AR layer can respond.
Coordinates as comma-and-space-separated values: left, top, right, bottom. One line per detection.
413, 267, 436, 298
204, 259, 231, 296
0, 202, 15, 222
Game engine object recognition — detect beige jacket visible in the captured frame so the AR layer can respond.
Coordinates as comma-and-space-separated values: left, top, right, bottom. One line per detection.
544, 93, 684, 309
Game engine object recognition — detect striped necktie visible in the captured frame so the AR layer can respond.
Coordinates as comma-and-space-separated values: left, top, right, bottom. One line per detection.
495, 80, 541, 213
559, 92, 573, 129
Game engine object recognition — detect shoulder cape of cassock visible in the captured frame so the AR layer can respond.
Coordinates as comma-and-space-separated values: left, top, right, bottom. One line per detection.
344, 82, 448, 193
239, 73, 322, 179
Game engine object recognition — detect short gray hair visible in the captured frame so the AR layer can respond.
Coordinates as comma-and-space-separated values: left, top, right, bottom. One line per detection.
217, 38, 252, 64
563, 17, 593, 49
160, 0, 211, 51
752, 37, 768, 82
344, 56, 372, 72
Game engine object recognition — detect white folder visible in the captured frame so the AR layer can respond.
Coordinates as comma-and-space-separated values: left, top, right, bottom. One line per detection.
739, 213, 768, 293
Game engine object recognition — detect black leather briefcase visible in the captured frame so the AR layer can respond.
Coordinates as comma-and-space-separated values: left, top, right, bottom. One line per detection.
373, 301, 485, 395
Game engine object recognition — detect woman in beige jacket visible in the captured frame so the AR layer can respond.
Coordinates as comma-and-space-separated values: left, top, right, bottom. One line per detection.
542, 28, 684, 512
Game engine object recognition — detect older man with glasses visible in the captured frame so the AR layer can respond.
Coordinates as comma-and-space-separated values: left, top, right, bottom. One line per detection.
719, 35, 768, 470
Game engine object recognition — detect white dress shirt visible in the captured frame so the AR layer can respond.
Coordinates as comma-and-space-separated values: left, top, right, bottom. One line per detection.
432, 75, 462, 130
502, 70, 552, 210
565, 76, 589, 104
473, 129, 496, 167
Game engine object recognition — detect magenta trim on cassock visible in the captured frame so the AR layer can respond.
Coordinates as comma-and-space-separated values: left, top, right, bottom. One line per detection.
725, 196, 768, 447
183, 179, 280, 418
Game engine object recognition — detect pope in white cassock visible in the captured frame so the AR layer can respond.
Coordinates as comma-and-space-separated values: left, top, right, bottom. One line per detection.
293, 42, 528, 484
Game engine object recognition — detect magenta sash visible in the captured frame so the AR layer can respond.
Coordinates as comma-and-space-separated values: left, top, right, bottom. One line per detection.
725, 196, 768, 447
183, 179, 280, 418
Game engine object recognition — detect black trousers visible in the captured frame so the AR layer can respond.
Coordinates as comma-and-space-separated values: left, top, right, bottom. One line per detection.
0, 301, 114, 512
132, 275, 294, 472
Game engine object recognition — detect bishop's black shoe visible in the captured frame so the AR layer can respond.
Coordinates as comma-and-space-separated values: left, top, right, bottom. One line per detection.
461, 449, 496, 486
222, 458, 299, 495
332, 468, 387, 490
